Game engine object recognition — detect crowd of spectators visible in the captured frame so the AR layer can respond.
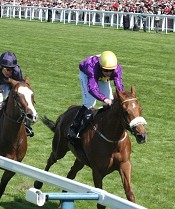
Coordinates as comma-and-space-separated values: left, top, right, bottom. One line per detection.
1, 0, 175, 15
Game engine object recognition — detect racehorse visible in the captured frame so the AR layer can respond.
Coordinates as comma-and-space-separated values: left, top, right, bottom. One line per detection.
0, 77, 38, 198
34, 86, 147, 209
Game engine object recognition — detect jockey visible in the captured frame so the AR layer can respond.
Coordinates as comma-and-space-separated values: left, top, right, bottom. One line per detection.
0, 51, 34, 137
68, 50, 124, 140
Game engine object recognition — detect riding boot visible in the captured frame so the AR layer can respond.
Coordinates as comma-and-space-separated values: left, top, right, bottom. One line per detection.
82, 109, 93, 128
67, 105, 87, 140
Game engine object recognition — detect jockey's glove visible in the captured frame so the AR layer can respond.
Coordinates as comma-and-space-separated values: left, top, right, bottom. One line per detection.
104, 98, 112, 106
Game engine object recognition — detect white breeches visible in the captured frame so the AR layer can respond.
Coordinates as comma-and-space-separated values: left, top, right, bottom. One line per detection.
79, 71, 113, 109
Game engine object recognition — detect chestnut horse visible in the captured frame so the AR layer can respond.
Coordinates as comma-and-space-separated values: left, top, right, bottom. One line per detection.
34, 86, 147, 209
0, 77, 38, 198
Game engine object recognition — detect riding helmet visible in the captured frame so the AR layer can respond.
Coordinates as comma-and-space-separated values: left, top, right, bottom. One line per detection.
99, 51, 117, 70
0, 51, 17, 68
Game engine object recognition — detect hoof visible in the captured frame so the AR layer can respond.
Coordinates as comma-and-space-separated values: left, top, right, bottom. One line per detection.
34, 180, 43, 189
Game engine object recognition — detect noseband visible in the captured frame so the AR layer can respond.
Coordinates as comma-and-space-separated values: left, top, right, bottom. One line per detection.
121, 98, 147, 134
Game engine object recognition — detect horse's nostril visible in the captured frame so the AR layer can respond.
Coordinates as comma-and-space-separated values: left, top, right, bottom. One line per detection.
27, 114, 33, 120
136, 133, 147, 144
26, 114, 38, 123
34, 115, 38, 121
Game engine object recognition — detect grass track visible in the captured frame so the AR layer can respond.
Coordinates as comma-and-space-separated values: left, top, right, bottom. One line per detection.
0, 18, 175, 209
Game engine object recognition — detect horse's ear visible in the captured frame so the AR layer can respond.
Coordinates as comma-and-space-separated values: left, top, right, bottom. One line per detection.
131, 85, 136, 97
24, 76, 30, 85
116, 88, 125, 100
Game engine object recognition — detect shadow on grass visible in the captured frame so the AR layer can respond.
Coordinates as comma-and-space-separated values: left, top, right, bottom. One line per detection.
0, 197, 60, 209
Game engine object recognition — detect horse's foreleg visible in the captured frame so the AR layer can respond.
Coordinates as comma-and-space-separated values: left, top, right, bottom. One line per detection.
34, 151, 58, 189
119, 160, 135, 202
92, 171, 106, 209
0, 170, 15, 198
57, 159, 85, 208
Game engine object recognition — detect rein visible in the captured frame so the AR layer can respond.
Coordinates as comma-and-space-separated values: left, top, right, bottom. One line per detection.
90, 96, 146, 143
3, 111, 26, 124
92, 124, 127, 143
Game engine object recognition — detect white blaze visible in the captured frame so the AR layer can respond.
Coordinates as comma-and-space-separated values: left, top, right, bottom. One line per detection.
18, 86, 37, 118
132, 102, 136, 109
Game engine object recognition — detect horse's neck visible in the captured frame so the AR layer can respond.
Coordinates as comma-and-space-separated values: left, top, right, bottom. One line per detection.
95, 104, 124, 138
5, 92, 20, 119
0, 93, 22, 142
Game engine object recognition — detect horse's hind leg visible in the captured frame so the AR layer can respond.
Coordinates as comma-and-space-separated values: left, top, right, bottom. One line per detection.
62, 158, 84, 192
34, 124, 69, 189
0, 170, 15, 198
67, 158, 84, 180
34, 150, 61, 189
119, 160, 135, 202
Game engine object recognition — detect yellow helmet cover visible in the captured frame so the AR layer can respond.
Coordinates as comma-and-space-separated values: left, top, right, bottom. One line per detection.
99, 51, 117, 70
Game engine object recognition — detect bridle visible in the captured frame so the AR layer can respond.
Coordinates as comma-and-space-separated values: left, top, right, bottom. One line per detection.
122, 98, 137, 104
3, 84, 33, 124
121, 98, 147, 134
3, 111, 26, 124
91, 97, 147, 143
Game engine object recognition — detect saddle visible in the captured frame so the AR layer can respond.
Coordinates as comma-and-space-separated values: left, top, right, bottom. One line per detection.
79, 105, 110, 134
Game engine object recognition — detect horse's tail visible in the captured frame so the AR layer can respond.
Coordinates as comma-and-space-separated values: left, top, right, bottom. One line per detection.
41, 115, 56, 132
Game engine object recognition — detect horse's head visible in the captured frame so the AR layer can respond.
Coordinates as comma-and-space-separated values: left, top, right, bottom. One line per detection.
8, 77, 38, 124
116, 86, 147, 144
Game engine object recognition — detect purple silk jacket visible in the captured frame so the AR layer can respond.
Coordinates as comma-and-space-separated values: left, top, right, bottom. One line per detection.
79, 55, 124, 101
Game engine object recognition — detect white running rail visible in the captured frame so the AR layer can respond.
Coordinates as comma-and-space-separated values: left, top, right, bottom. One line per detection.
0, 156, 147, 209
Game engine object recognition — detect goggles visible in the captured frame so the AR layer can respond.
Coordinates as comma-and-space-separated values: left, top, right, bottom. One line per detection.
102, 68, 115, 72
2, 67, 13, 72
